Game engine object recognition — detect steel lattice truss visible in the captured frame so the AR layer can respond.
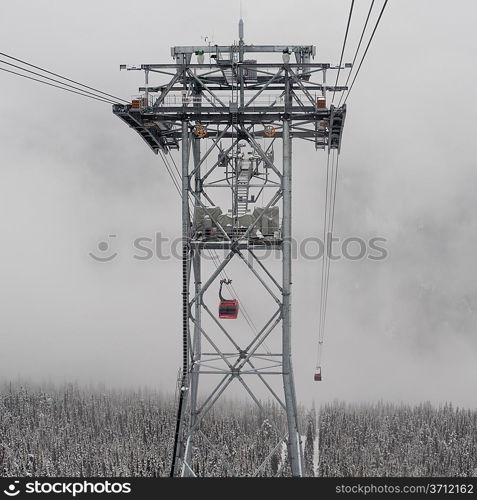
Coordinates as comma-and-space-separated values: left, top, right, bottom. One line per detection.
114, 25, 347, 477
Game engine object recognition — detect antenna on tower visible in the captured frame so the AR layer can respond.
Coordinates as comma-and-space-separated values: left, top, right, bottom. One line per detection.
238, 17, 244, 42
239, 0, 244, 42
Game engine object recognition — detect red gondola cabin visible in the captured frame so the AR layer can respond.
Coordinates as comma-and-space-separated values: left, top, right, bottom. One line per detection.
218, 279, 239, 319
314, 367, 322, 382
219, 299, 239, 319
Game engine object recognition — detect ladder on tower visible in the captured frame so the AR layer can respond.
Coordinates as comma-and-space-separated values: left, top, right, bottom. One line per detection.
236, 164, 252, 216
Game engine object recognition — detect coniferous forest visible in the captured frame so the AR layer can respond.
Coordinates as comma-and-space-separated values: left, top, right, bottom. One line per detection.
1, 382, 476, 477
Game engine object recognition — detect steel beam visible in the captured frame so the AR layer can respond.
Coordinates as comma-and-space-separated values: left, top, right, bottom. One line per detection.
281, 109, 303, 476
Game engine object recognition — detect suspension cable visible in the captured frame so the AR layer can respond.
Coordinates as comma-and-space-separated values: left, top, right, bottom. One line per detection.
159, 151, 182, 194
338, 0, 376, 107
318, 150, 332, 353
0, 67, 117, 105
0, 58, 119, 104
342, 0, 389, 105
319, 150, 336, 341
0, 51, 129, 103
321, 150, 340, 342
331, 0, 355, 104
317, 149, 340, 367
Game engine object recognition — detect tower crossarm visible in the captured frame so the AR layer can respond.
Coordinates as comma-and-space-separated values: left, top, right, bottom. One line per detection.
113, 57, 347, 154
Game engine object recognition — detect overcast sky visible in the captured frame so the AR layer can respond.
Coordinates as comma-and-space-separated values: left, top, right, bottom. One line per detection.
1, 0, 476, 408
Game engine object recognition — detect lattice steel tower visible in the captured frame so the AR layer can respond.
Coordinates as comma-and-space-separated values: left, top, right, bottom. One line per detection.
113, 20, 346, 477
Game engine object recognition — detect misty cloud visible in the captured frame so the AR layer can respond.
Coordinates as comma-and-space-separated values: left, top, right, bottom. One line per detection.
1, 0, 476, 408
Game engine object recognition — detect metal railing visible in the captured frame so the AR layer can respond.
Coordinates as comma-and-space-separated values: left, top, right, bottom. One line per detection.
130, 92, 320, 109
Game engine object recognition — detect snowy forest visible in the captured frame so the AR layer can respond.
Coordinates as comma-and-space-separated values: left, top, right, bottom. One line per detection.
1, 382, 476, 477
